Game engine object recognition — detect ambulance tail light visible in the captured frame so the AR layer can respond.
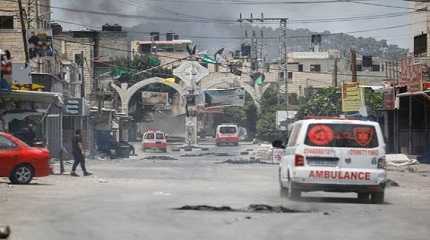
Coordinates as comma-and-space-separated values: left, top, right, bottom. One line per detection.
377, 156, 386, 169
294, 155, 305, 167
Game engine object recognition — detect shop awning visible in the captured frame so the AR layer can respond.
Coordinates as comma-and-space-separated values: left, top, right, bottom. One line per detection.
397, 91, 430, 102
0, 90, 63, 106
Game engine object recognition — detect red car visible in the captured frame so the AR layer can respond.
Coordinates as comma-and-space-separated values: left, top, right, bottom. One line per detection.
0, 132, 51, 184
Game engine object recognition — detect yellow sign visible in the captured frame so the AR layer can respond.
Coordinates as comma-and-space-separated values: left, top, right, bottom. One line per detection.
162, 78, 176, 86
342, 82, 361, 112
12, 83, 45, 91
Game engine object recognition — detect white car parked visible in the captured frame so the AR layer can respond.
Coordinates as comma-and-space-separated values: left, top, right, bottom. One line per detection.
278, 118, 386, 203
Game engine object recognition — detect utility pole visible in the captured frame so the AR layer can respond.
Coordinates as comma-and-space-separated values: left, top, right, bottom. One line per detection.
351, 49, 357, 83
17, 0, 30, 65
332, 57, 338, 87
80, 51, 85, 98
238, 14, 289, 137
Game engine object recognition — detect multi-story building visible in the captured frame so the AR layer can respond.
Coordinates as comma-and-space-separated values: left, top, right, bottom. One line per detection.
382, 0, 430, 157
131, 33, 192, 67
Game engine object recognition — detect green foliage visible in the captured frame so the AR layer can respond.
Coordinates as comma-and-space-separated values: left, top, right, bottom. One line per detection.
256, 86, 283, 141
219, 93, 258, 138
295, 87, 384, 120
365, 89, 384, 117
296, 87, 341, 119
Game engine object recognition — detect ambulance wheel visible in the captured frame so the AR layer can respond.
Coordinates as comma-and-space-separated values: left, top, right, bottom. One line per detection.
357, 193, 370, 202
371, 192, 385, 204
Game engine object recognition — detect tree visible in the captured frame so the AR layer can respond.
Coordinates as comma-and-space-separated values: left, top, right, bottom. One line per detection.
295, 87, 384, 120
296, 87, 341, 119
256, 85, 283, 141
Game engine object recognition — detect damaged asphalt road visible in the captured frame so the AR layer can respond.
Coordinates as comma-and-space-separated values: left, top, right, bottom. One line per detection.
1, 143, 430, 240
174, 204, 312, 213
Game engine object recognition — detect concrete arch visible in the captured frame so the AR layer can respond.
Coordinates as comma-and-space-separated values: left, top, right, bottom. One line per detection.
126, 77, 186, 107
110, 77, 186, 114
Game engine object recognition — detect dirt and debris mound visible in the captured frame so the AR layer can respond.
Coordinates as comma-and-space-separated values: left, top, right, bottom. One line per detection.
217, 159, 277, 165
174, 204, 311, 213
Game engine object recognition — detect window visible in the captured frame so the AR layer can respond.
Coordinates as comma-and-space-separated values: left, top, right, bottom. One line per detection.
144, 133, 155, 139
305, 124, 378, 148
288, 72, 293, 80
219, 127, 237, 134
141, 44, 151, 54
0, 136, 17, 149
156, 133, 165, 140
310, 64, 321, 72
74, 54, 83, 67
288, 93, 298, 105
356, 64, 362, 72
287, 124, 302, 147
298, 64, 303, 72
372, 65, 380, 72
0, 16, 14, 29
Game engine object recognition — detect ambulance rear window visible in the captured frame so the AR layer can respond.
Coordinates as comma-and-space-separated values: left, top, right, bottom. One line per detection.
219, 127, 237, 134
305, 124, 378, 148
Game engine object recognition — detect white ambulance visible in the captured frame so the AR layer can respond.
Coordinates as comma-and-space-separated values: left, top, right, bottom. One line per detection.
278, 118, 386, 203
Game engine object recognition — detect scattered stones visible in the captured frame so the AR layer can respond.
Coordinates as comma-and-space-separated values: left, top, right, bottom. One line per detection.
385, 179, 400, 187
240, 152, 249, 155
97, 178, 108, 183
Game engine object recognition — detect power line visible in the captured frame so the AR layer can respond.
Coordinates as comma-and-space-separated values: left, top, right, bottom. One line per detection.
52, 18, 423, 41
2, 0, 417, 25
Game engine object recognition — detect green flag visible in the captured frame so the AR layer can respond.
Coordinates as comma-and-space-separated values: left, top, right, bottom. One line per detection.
254, 73, 265, 85
147, 55, 161, 66
112, 66, 128, 79
201, 54, 217, 64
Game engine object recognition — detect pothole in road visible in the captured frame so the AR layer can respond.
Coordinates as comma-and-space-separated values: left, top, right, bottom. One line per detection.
174, 204, 312, 213
144, 156, 178, 161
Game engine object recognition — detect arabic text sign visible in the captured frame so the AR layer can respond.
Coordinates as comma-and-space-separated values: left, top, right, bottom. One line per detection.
142, 91, 169, 105
342, 82, 361, 112
400, 57, 424, 92
64, 98, 83, 116
204, 88, 245, 108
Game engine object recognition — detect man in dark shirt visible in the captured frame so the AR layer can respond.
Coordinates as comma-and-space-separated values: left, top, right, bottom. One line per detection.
71, 130, 92, 177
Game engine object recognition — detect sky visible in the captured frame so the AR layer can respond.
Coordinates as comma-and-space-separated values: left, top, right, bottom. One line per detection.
51, 0, 412, 49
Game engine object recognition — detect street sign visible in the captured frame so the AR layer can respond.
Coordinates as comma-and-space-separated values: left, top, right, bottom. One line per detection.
64, 98, 83, 116
342, 82, 361, 112
203, 88, 245, 108
173, 61, 209, 87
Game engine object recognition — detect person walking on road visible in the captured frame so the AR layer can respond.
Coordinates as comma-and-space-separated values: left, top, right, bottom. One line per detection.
71, 130, 92, 177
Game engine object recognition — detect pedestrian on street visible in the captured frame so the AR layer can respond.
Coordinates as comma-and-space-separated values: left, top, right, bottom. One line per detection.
71, 130, 92, 177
